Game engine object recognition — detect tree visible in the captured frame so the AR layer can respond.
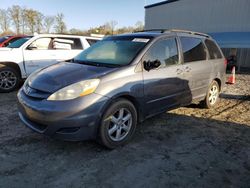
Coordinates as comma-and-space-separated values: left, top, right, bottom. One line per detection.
135, 21, 144, 31
8, 5, 22, 34
44, 16, 54, 33
0, 9, 10, 33
109, 20, 118, 35
36, 12, 44, 33
54, 13, 66, 33
24, 9, 37, 34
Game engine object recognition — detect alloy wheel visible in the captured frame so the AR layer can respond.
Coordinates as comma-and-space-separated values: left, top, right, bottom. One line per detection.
208, 84, 219, 105
108, 108, 133, 142
0, 70, 17, 90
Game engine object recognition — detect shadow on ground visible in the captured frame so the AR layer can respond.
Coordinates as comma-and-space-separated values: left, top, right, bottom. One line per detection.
0, 100, 249, 188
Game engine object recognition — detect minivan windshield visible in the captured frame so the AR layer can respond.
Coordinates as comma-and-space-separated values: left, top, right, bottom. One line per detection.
8, 37, 32, 48
74, 36, 151, 67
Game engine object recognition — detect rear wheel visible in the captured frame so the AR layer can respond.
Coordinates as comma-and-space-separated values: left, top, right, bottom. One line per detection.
202, 80, 220, 108
98, 99, 137, 149
0, 65, 21, 93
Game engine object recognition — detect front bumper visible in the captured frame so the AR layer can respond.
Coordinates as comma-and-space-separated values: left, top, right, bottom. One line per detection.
17, 89, 109, 141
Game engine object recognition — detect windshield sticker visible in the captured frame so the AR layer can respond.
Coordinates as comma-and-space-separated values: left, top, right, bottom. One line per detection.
132, 38, 150, 43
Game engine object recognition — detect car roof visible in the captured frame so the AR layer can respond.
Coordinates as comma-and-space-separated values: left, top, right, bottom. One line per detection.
33, 34, 102, 40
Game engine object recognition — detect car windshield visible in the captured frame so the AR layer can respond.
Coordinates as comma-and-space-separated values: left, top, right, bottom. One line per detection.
74, 36, 151, 67
0, 36, 11, 43
8, 37, 31, 48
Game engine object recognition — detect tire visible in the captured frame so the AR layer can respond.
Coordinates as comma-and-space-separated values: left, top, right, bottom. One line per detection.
98, 99, 137, 149
202, 80, 220, 109
0, 65, 21, 93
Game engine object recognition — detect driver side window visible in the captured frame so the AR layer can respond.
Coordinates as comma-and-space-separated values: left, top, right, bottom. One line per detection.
143, 38, 179, 69
27, 38, 52, 50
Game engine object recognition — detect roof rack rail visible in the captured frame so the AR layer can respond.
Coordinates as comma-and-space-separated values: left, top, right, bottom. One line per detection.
134, 29, 210, 38
168, 29, 210, 38
133, 29, 167, 33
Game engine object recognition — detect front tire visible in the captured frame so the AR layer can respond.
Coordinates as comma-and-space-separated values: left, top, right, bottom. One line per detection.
0, 65, 21, 93
98, 99, 137, 149
203, 80, 220, 109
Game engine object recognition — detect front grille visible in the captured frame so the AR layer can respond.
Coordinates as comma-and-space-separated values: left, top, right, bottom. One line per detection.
23, 84, 51, 99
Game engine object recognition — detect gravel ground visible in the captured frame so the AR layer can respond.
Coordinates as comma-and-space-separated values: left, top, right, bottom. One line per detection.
0, 74, 249, 188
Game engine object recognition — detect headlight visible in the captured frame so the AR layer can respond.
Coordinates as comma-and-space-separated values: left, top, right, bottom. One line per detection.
47, 79, 100, 101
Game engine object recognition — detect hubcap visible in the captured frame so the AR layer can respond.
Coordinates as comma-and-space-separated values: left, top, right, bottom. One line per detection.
108, 108, 132, 142
208, 85, 218, 105
0, 71, 17, 90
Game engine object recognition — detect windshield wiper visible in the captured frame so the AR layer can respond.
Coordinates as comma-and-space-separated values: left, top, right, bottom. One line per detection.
73, 59, 120, 68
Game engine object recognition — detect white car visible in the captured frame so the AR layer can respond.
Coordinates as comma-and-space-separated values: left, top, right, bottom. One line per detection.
0, 34, 102, 92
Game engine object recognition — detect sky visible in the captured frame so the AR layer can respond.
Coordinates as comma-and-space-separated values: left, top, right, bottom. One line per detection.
0, 0, 162, 30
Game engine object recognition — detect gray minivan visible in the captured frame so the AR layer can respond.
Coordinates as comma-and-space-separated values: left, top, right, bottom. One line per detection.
18, 29, 226, 148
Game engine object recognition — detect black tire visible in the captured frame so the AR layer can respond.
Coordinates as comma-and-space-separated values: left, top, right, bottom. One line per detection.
202, 80, 220, 109
0, 65, 21, 93
98, 99, 137, 149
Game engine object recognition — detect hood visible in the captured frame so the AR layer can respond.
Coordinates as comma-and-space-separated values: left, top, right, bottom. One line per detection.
28, 62, 117, 93
0, 47, 13, 51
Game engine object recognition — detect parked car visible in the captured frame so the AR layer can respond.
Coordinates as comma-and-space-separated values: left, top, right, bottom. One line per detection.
0, 34, 102, 92
0, 36, 12, 46
0, 35, 27, 47
17, 29, 226, 148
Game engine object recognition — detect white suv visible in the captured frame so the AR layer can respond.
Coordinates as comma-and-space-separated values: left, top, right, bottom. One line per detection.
0, 34, 102, 92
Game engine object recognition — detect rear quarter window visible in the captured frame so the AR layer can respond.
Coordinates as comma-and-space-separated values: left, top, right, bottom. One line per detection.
180, 37, 207, 63
204, 39, 223, 59
86, 39, 99, 46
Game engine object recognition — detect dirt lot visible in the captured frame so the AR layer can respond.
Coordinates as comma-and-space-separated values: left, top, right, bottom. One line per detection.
0, 74, 249, 188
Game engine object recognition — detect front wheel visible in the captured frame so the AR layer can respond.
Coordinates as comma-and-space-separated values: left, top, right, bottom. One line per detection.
0, 65, 21, 93
98, 99, 137, 149
202, 80, 220, 109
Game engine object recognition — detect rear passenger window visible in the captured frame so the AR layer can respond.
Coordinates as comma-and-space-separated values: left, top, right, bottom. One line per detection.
143, 38, 179, 68
180, 37, 207, 63
205, 39, 222, 59
53, 38, 83, 50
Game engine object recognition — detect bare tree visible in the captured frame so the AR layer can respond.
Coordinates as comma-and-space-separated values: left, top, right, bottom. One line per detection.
135, 21, 144, 31
36, 12, 44, 33
0, 9, 10, 32
8, 5, 22, 34
24, 9, 37, 34
110, 20, 118, 35
44, 16, 54, 33
54, 13, 66, 33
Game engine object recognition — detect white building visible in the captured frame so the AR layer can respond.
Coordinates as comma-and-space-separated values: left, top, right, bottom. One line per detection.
145, 0, 250, 71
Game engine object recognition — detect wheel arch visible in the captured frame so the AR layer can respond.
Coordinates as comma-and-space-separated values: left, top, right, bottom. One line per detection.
214, 78, 222, 91
102, 93, 144, 123
0, 62, 22, 78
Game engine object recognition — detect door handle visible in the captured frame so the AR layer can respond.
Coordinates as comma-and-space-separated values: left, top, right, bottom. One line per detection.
176, 68, 183, 75
185, 66, 191, 72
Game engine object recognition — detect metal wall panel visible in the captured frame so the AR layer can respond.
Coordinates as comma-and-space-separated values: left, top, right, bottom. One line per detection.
145, 0, 250, 33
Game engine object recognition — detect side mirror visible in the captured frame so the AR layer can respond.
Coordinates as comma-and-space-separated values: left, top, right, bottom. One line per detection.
143, 60, 161, 71
27, 44, 37, 50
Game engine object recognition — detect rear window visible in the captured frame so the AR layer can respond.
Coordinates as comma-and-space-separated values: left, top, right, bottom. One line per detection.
204, 39, 223, 59
180, 37, 207, 63
86, 39, 99, 46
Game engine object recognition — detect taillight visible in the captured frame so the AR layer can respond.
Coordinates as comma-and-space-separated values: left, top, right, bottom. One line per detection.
224, 59, 228, 67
